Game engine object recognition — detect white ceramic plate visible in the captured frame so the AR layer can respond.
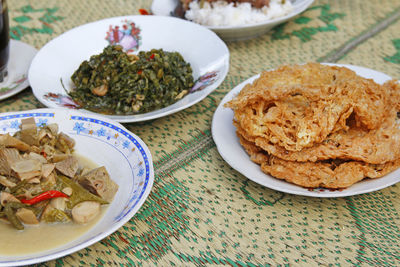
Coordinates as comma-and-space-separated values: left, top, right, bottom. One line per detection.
0, 108, 154, 266
0, 40, 37, 100
151, 0, 315, 41
212, 64, 400, 197
28, 15, 229, 123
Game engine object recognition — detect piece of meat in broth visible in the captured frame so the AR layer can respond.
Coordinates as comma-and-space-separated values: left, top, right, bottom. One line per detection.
0, 134, 30, 151
0, 148, 23, 176
55, 156, 79, 178
15, 208, 39, 225
19, 117, 39, 146
71, 201, 101, 224
11, 158, 42, 180
55, 132, 75, 154
78, 166, 118, 202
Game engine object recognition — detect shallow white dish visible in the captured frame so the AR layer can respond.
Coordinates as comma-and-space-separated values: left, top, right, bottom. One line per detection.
0, 40, 37, 100
0, 108, 154, 266
151, 0, 315, 41
212, 63, 400, 197
29, 15, 229, 123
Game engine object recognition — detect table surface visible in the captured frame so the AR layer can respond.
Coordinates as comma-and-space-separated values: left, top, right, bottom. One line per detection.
4, 0, 400, 266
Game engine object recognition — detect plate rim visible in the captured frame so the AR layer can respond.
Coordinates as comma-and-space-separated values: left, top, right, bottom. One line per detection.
0, 39, 37, 101
28, 15, 230, 123
151, 0, 315, 31
0, 108, 154, 266
212, 63, 400, 198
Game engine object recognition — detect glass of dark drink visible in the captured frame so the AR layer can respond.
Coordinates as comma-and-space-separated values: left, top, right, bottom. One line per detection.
0, 0, 9, 83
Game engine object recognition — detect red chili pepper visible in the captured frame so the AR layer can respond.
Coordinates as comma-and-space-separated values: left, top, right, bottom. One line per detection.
137, 70, 143, 75
149, 54, 155, 60
20, 190, 69, 205
40, 151, 47, 159
138, 9, 149, 15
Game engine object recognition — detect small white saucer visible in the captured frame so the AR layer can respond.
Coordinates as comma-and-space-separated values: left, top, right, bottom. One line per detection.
0, 39, 37, 100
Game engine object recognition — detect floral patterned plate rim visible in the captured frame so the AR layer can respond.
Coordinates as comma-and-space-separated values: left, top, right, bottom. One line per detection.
0, 108, 154, 266
212, 63, 400, 198
28, 15, 229, 123
0, 40, 37, 100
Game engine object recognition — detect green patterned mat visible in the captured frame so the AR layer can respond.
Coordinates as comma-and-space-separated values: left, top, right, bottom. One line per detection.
2, 0, 400, 266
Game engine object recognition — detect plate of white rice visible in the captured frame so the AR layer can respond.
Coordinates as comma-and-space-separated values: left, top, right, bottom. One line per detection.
151, 0, 315, 41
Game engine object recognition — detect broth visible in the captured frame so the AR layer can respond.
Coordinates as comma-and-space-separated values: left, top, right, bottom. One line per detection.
0, 208, 105, 256
0, 154, 110, 256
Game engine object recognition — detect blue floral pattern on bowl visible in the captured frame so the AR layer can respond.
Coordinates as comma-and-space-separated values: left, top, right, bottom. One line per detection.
0, 108, 154, 266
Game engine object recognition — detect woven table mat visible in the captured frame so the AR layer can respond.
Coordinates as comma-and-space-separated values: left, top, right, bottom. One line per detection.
3, 0, 400, 266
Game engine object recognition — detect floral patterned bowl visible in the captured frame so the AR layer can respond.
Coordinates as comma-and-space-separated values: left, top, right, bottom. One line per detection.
28, 15, 229, 123
0, 108, 154, 266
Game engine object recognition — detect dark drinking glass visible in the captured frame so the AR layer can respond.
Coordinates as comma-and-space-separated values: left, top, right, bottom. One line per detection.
0, 0, 9, 82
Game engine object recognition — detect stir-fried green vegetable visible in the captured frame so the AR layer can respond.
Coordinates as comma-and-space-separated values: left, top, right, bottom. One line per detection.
69, 45, 194, 115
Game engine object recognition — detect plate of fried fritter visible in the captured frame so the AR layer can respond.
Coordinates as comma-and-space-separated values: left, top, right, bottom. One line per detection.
212, 63, 400, 197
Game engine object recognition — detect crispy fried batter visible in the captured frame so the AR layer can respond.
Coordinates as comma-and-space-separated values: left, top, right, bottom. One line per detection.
238, 134, 400, 189
226, 63, 397, 151
385, 79, 400, 111
227, 63, 400, 189
262, 156, 400, 189
235, 113, 400, 164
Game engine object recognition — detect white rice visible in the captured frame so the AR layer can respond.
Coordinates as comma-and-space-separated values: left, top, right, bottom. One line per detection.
185, 0, 294, 27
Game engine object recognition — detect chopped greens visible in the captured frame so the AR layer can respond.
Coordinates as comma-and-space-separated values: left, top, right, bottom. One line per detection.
69, 45, 194, 115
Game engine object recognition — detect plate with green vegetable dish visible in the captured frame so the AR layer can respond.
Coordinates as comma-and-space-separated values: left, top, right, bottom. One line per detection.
28, 15, 229, 123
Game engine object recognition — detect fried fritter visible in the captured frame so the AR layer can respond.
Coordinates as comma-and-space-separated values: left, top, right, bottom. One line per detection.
238, 134, 400, 189
226, 63, 398, 151
263, 156, 400, 189
385, 79, 400, 111
235, 113, 400, 164
227, 63, 400, 189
